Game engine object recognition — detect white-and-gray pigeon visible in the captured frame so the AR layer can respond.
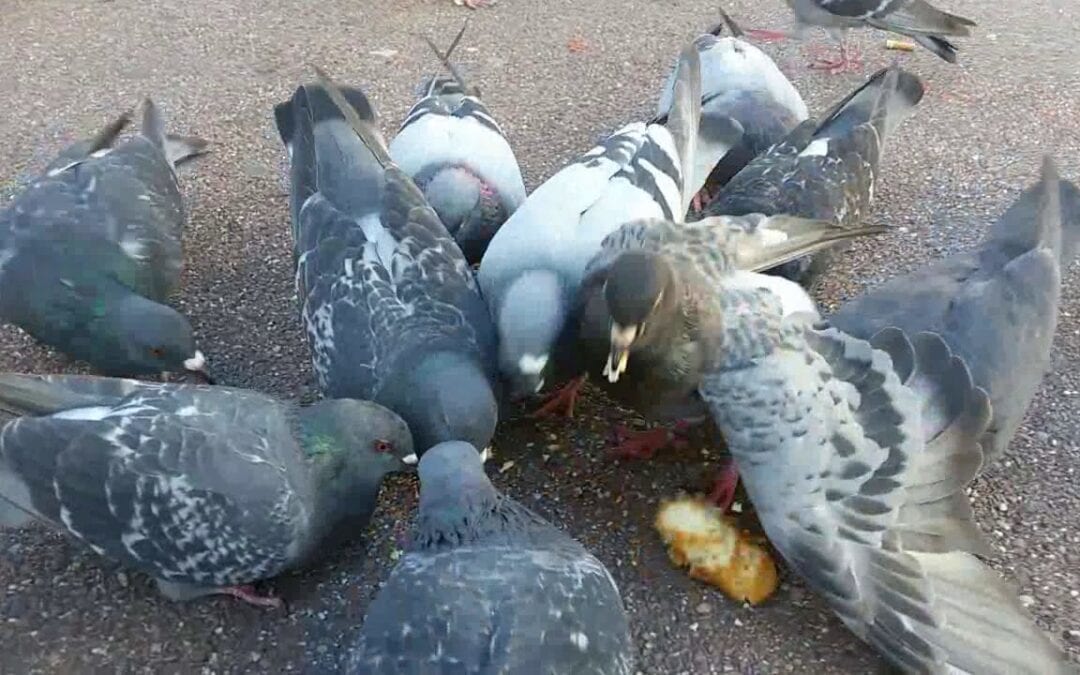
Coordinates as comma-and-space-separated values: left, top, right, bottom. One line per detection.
655, 9, 808, 214
274, 71, 500, 457
477, 41, 740, 408
348, 441, 634, 674
694, 164, 1076, 672
701, 65, 924, 288
0, 99, 211, 379
388, 22, 527, 265
830, 157, 1080, 469
0, 373, 415, 608
746, 0, 976, 73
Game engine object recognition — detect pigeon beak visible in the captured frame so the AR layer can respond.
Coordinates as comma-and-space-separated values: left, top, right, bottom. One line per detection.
479, 446, 494, 463
602, 324, 637, 384
183, 351, 215, 385
402, 453, 419, 466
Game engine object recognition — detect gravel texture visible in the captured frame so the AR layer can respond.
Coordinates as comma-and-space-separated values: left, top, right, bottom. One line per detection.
0, 0, 1078, 673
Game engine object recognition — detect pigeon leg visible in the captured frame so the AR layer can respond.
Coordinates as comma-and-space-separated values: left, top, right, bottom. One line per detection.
707, 459, 740, 514
808, 38, 862, 74
609, 419, 692, 460
744, 28, 791, 42
690, 186, 714, 214
220, 584, 285, 609
528, 375, 587, 419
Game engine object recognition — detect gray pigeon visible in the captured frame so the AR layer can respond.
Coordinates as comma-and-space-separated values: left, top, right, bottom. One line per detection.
273, 70, 500, 456
0, 373, 415, 607
566, 214, 883, 497
701, 65, 924, 288
0, 99, 212, 379
654, 9, 808, 214
746, 0, 976, 73
830, 157, 1080, 469
348, 441, 634, 674
478, 42, 741, 410
388, 21, 527, 265
692, 229, 1075, 669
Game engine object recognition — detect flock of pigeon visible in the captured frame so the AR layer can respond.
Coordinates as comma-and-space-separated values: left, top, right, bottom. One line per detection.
0, 0, 1077, 672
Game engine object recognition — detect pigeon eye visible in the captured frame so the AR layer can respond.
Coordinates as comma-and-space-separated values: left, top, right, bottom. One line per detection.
373, 439, 393, 454
148, 347, 165, 359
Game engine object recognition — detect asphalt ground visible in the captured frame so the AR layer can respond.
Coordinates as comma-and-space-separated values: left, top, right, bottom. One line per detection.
0, 0, 1077, 673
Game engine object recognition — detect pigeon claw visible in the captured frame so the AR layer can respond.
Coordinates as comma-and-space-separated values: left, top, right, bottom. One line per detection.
707, 460, 741, 514
221, 584, 285, 610
609, 421, 690, 460
528, 375, 587, 420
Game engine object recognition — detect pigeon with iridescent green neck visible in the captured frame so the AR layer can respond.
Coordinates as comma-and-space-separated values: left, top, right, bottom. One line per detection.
0, 373, 414, 608
0, 99, 211, 379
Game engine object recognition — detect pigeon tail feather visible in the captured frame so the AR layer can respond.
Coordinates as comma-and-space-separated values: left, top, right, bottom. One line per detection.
139, 98, 209, 169
662, 42, 704, 220
868, 0, 976, 38
816, 65, 925, 145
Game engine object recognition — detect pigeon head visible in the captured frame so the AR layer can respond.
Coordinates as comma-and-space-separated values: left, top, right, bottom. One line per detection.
381, 351, 497, 459
103, 294, 212, 381
413, 441, 502, 547
300, 398, 416, 523
496, 271, 566, 398
601, 250, 677, 383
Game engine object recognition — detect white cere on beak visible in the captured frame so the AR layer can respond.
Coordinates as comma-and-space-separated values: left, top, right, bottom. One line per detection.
402, 453, 419, 465
602, 324, 637, 384
479, 446, 494, 463
517, 353, 548, 375
183, 350, 207, 372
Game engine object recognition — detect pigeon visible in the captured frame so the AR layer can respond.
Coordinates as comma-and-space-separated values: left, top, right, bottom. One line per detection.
746, 0, 976, 73
0, 373, 415, 608
478, 41, 741, 418
0, 99, 212, 379
388, 21, 527, 265
348, 441, 634, 674
570, 213, 884, 494
696, 267, 1075, 669
654, 8, 808, 214
700, 64, 924, 288
274, 70, 500, 457
830, 157, 1080, 470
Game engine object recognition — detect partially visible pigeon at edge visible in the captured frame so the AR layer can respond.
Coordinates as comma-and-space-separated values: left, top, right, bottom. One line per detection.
0, 373, 415, 607
831, 157, 1080, 470
348, 441, 634, 674
274, 70, 500, 457
0, 99, 212, 380
696, 163, 1076, 672
388, 21, 527, 265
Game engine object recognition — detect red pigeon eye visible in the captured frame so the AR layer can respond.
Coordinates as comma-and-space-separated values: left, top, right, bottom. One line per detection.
373, 440, 393, 454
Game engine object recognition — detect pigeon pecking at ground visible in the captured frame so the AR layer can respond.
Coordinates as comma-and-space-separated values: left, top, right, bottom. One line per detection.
274, 69, 500, 458
348, 441, 634, 674
700, 64, 924, 289
477, 40, 740, 422
388, 21, 527, 265
0, 99, 212, 380
830, 157, 1080, 471
569, 213, 885, 503
696, 160, 1077, 673
654, 8, 809, 215
745, 0, 977, 73
0, 373, 415, 608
